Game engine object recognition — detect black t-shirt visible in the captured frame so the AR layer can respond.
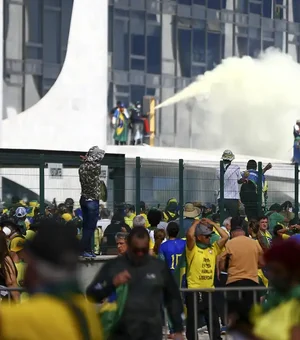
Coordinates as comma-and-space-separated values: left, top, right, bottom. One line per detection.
101, 221, 131, 254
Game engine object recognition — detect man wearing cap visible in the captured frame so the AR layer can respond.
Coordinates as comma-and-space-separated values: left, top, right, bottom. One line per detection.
177, 203, 200, 239
185, 220, 229, 340
0, 218, 103, 340
217, 150, 246, 219
219, 222, 263, 312
79, 145, 106, 258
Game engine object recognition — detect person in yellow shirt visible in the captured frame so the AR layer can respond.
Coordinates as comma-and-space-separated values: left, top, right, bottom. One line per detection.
9, 236, 28, 301
0, 218, 103, 340
240, 239, 300, 340
124, 204, 136, 228
185, 220, 229, 340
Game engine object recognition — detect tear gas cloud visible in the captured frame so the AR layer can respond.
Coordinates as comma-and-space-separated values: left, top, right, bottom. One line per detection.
156, 49, 300, 160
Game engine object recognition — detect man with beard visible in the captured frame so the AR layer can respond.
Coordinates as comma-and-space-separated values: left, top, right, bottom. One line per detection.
86, 227, 184, 340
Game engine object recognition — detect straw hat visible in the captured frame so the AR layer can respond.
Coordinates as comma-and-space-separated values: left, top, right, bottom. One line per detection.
183, 203, 200, 218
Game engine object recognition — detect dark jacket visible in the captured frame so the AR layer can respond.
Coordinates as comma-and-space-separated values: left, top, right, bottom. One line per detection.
101, 221, 131, 255
86, 254, 184, 338
78, 146, 105, 201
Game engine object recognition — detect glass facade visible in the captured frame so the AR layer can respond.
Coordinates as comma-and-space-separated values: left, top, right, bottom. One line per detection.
3, 0, 300, 147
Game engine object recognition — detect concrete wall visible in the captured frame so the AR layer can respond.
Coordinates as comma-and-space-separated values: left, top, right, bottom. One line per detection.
78, 256, 115, 291
1, 0, 108, 153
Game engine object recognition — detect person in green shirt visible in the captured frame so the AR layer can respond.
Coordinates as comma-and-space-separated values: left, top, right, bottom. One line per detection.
267, 203, 286, 234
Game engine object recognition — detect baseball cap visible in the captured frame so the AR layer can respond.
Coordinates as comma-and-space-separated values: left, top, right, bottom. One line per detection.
195, 224, 213, 237
10, 237, 26, 252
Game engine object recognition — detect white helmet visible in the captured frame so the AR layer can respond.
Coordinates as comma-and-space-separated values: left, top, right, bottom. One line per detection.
15, 207, 27, 218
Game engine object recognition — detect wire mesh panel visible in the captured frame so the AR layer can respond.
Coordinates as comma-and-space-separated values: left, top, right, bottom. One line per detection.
140, 158, 180, 210
0, 167, 40, 207
44, 166, 79, 206
184, 160, 221, 207
124, 159, 136, 208
265, 162, 295, 209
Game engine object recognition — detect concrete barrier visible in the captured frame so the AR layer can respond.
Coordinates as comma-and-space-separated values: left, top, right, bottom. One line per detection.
78, 255, 116, 291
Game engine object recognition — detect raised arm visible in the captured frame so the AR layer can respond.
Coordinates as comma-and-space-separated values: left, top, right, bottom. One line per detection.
186, 220, 199, 250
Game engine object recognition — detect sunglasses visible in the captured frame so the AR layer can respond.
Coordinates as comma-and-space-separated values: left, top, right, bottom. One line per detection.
204, 235, 212, 239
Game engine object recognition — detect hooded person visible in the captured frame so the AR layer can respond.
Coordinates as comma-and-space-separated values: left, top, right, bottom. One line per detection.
163, 198, 179, 222
0, 218, 103, 340
79, 146, 106, 258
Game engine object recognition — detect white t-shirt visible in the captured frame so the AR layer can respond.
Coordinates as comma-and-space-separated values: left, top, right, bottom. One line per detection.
217, 164, 242, 200
96, 219, 111, 233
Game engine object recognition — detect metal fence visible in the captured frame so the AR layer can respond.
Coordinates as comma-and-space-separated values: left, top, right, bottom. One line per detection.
0, 149, 299, 220
177, 286, 270, 340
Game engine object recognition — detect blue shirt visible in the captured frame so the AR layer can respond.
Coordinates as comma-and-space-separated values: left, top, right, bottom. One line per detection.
158, 239, 186, 272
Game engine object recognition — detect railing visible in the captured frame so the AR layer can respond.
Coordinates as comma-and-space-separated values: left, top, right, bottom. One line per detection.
0, 149, 298, 222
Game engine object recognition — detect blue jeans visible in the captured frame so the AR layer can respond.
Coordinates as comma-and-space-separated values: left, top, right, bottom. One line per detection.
80, 196, 99, 252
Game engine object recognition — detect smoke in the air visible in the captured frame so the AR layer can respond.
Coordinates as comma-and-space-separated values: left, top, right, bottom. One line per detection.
156, 48, 300, 160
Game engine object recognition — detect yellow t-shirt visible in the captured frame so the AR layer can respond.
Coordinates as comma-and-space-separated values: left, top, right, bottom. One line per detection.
15, 261, 29, 302
253, 299, 300, 340
141, 213, 150, 228
15, 262, 26, 288
0, 294, 103, 340
186, 243, 221, 288
25, 230, 36, 240
124, 214, 135, 228
149, 238, 154, 250
62, 213, 73, 222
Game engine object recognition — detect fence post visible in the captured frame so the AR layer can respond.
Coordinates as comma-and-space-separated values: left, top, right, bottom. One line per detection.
220, 160, 225, 224
257, 162, 263, 215
136, 157, 141, 215
39, 154, 45, 215
295, 163, 299, 220
179, 159, 184, 229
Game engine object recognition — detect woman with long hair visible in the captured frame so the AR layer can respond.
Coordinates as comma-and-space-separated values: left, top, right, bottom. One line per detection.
0, 231, 19, 302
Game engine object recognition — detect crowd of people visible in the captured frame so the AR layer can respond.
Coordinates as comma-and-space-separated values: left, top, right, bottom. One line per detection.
0, 146, 299, 340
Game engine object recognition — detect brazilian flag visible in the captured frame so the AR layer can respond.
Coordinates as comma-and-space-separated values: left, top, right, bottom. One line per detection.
99, 284, 128, 339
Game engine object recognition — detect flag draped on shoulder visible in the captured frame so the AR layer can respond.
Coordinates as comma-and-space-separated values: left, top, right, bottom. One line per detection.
99, 284, 128, 339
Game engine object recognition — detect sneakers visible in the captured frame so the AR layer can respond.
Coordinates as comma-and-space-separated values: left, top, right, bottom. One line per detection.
80, 251, 96, 258
220, 326, 227, 334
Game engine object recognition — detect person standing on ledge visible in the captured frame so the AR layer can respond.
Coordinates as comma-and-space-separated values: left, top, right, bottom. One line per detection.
79, 146, 106, 258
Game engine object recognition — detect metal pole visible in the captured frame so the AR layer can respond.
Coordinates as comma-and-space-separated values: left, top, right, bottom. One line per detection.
179, 159, 184, 230
136, 157, 141, 215
220, 160, 225, 224
257, 161, 263, 216
39, 154, 45, 215
295, 162, 299, 220
208, 292, 213, 340
193, 292, 198, 340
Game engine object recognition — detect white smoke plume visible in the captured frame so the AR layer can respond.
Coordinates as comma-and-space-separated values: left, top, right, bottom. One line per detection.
156, 48, 300, 160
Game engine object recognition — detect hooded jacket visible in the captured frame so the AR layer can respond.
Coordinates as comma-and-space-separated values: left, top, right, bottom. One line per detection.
79, 146, 105, 201
86, 254, 184, 339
